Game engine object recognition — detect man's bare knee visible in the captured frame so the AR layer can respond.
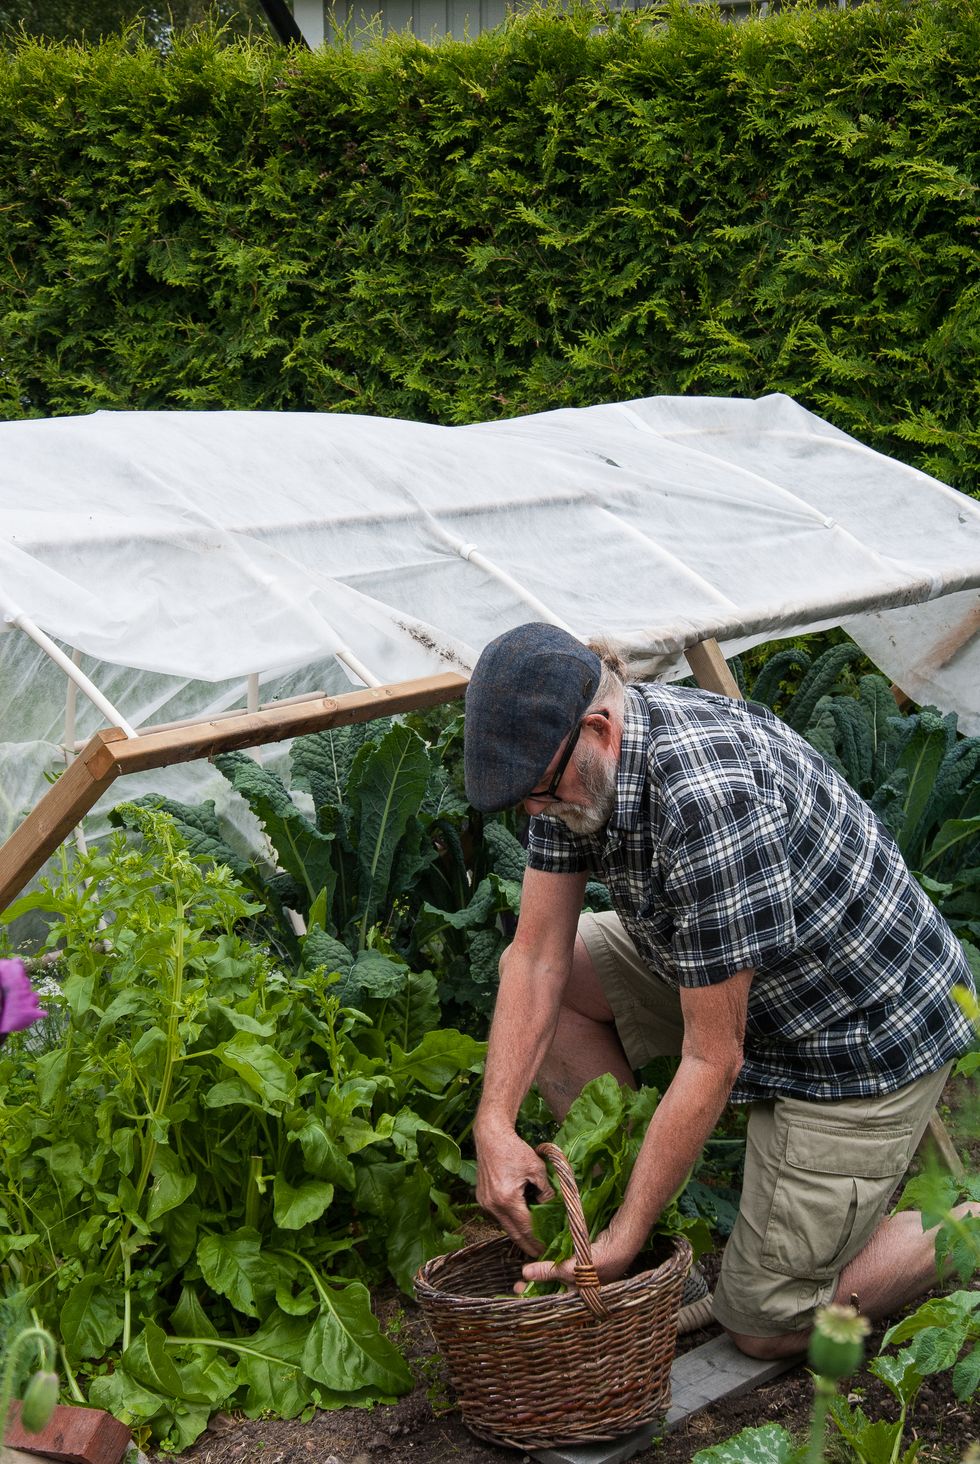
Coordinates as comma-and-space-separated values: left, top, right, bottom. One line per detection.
724, 1326, 808, 1361
564, 933, 617, 1024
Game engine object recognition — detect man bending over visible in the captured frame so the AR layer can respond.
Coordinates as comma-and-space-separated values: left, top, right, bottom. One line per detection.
464, 622, 977, 1358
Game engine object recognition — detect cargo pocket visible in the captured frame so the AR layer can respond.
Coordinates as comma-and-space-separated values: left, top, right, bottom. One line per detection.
761, 1120, 911, 1281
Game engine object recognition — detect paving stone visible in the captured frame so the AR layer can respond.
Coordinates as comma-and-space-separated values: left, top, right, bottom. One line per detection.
2, 1404, 131, 1464
530, 1336, 798, 1464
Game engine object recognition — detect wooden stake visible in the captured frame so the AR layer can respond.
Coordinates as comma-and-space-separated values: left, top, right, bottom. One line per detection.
684, 639, 742, 700
921, 1111, 965, 1178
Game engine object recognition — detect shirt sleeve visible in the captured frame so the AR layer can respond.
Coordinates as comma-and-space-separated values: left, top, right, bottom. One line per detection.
662, 798, 797, 986
526, 814, 595, 874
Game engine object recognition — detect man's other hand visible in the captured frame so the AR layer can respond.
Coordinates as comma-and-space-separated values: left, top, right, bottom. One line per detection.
519, 1218, 636, 1288
474, 1121, 555, 1255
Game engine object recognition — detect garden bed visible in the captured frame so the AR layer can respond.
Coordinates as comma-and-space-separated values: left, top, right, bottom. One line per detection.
170, 1075, 979, 1464
169, 1280, 978, 1464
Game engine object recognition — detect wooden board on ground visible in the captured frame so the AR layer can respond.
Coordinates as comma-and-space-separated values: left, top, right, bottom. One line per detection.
531, 1336, 797, 1464
665, 1334, 797, 1424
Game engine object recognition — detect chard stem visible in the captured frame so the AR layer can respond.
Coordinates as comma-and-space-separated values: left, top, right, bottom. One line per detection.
57, 1345, 84, 1404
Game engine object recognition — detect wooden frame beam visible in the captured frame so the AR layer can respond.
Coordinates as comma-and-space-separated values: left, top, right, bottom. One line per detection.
684, 638, 742, 698
0, 672, 467, 912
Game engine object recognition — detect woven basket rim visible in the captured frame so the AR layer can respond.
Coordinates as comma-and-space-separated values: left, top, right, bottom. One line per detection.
415, 1230, 691, 1313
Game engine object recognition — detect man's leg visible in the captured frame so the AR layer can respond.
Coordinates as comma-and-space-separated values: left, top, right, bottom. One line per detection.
730, 1201, 978, 1360
533, 933, 635, 1121
533, 911, 686, 1120
714, 1064, 965, 1360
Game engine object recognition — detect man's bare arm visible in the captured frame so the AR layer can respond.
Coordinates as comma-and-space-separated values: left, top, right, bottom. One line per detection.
474, 866, 588, 1252
522, 966, 753, 1284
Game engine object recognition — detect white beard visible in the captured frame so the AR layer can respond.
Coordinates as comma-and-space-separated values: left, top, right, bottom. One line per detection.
541, 742, 617, 837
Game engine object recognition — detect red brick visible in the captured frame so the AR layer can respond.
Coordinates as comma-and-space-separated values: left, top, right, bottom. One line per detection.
3, 1403, 131, 1464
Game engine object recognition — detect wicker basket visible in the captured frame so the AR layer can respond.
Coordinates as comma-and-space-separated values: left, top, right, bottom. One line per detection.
414, 1142, 692, 1449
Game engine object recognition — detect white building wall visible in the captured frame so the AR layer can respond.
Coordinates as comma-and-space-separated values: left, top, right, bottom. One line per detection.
293, 0, 853, 47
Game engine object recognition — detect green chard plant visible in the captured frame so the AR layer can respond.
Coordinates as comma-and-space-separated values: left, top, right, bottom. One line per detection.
111, 713, 530, 1034
115, 712, 612, 1034
522, 1074, 713, 1289
0, 807, 485, 1448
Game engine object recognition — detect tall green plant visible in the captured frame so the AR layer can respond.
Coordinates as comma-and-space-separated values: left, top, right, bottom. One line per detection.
0, 808, 485, 1447
113, 715, 533, 1032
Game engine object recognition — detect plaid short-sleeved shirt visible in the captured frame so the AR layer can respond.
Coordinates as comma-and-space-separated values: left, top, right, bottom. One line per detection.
527, 683, 976, 1103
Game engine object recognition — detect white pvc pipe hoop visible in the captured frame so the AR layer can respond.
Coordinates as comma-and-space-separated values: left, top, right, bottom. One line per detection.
335, 646, 383, 688
6, 613, 138, 738
424, 516, 575, 634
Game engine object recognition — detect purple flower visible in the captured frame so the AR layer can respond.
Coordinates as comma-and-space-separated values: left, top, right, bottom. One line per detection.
0, 959, 47, 1039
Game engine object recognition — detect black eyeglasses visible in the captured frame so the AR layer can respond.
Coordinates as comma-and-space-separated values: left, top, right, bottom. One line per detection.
526, 722, 583, 804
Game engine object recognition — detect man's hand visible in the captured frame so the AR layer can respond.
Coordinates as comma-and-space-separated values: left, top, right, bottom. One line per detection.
520, 1209, 641, 1289
475, 1121, 555, 1255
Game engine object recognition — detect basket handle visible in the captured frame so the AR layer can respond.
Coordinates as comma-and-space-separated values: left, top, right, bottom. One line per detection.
535, 1141, 609, 1319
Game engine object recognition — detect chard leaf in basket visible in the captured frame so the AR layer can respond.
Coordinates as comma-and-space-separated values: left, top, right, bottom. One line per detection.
524, 1076, 703, 1291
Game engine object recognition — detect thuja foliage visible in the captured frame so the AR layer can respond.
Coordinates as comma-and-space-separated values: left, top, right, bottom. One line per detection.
0, 2, 269, 46
1, 0, 980, 491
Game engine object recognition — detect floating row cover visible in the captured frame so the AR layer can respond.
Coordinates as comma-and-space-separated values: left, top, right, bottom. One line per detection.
0, 392, 978, 847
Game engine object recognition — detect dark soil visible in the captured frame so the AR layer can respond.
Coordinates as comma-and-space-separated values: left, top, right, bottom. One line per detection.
173, 1281, 977, 1464
174, 1076, 979, 1464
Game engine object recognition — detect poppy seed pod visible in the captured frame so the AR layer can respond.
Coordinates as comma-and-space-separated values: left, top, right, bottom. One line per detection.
808, 1303, 871, 1381
18, 1370, 59, 1433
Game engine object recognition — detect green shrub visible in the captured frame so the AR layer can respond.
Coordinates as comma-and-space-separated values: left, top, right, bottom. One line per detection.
1, 0, 979, 491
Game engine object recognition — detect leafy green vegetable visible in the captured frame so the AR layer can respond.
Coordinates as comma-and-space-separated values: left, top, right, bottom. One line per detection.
523, 1075, 712, 1289
690, 1422, 801, 1463
115, 705, 526, 1033
0, 808, 485, 1447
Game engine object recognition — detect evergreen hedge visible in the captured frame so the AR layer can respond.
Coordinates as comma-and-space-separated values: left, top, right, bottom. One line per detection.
1, 0, 978, 492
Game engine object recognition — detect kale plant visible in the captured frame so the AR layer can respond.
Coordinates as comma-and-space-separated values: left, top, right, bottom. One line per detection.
111, 713, 531, 1032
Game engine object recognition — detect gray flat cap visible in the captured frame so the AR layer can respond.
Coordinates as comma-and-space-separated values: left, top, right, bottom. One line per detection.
464, 623, 601, 813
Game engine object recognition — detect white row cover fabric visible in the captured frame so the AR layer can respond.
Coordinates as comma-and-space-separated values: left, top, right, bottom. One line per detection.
1, 392, 979, 847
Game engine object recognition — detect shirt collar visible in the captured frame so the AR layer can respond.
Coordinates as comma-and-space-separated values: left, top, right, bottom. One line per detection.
608, 684, 650, 835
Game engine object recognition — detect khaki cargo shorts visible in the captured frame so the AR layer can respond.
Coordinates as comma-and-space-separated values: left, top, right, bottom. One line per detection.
579, 910, 953, 1338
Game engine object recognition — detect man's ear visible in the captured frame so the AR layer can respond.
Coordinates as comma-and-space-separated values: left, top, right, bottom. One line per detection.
583, 709, 612, 743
